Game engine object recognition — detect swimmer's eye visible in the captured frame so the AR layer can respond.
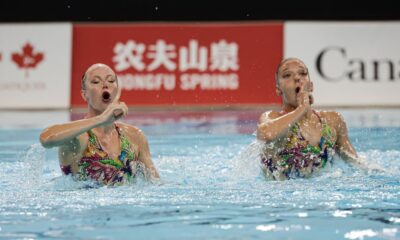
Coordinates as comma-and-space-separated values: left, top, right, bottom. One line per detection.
282, 73, 290, 78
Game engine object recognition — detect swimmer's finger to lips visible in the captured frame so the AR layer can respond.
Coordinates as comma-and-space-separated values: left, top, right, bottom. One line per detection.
113, 109, 124, 119
295, 84, 308, 94
309, 94, 314, 104
113, 87, 121, 104
112, 88, 123, 118
295, 86, 312, 104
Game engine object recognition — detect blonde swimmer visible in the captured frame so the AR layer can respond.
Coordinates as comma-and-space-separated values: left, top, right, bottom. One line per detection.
40, 63, 159, 185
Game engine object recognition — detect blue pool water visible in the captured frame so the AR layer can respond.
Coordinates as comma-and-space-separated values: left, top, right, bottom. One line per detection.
0, 109, 399, 239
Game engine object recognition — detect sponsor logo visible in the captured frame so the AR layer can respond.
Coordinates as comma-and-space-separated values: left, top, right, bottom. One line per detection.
0, 42, 46, 92
316, 46, 399, 82
12, 42, 44, 78
113, 39, 240, 91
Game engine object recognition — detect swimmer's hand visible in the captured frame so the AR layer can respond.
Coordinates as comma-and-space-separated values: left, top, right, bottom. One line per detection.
358, 160, 387, 174
345, 155, 387, 174
111, 87, 123, 118
100, 102, 128, 124
296, 82, 314, 108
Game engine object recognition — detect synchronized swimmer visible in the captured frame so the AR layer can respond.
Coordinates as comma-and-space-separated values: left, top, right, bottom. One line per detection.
256, 57, 383, 180
39, 59, 383, 185
40, 63, 160, 185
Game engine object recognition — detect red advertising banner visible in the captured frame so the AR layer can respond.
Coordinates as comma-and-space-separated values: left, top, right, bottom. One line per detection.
71, 22, 283, 107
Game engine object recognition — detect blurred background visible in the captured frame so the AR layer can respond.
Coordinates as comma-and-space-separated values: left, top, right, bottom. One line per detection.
0, 0, 399, 111
1, 0, 399, 22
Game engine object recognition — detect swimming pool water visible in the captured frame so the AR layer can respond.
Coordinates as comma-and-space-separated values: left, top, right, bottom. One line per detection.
0, 109, 399, 239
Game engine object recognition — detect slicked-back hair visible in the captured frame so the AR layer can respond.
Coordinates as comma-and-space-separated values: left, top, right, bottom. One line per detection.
81, 72, 88, 90
274, 58, 308, 86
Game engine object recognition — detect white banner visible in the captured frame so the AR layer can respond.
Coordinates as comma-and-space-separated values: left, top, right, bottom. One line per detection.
0, 23, 72, 109
285, 22, 400, 106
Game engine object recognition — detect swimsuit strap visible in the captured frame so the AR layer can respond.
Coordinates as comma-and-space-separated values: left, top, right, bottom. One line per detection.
312, 109, 322, 123
115, 125, 136, 162
87, 129, 101, 150
78, 125, 138, 184
86, 124, 135, 161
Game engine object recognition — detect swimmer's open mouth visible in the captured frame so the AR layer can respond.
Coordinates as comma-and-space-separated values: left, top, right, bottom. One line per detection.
295, 86, 312, 103
102, 91, 111, 102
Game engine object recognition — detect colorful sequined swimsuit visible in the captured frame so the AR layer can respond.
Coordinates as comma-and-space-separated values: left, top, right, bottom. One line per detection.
73, 125, 138, 185
261, 111, 336, 180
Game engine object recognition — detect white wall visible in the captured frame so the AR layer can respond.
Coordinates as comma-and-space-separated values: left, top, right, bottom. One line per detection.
0, 23, 72, 109
285, 22, 400, 106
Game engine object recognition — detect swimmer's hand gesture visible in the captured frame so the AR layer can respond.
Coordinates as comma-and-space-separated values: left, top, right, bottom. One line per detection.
296, 81, 314, 110
99, 87, 127, 124
99, 102, 128, 124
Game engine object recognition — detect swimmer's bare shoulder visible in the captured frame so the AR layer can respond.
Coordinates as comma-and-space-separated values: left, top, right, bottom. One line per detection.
319, 110, 345, 134
258, 110, 283, 124
256, 110, 286, 142
116, 122, 160, 179
115, 122, 144, 154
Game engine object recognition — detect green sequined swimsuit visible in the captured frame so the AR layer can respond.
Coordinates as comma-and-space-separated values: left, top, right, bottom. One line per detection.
77, 125, 138, 185
261, 111, 336, 179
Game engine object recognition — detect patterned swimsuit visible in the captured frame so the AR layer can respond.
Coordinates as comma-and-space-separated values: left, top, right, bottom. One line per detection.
261, 111, 336, 180
62, 125, 140, 185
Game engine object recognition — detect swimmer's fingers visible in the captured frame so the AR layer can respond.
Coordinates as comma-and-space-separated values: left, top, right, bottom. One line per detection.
119, 102, 128, 117
299, 83, 313, 105
299, 81, 312, 93
113, 102, 128, 120
296, 89, 311, 107
367, 163, 388, 174
113, 86, 122, 104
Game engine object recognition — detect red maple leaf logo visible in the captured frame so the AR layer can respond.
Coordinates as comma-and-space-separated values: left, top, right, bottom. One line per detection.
12, 43, 44, 78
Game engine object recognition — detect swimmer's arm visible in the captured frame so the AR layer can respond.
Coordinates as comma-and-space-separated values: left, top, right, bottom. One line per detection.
336, 124, 385, 172
334, 112, 377, 171
40, 103, 128, 148
333, 112, 360, 163
40, 116, 103, 148
136, 130, 160, 181
256, 105, 308, 142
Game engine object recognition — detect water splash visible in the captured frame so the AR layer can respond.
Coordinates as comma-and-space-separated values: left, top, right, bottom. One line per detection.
230, 140, 264, 181
17, 143, 46, 191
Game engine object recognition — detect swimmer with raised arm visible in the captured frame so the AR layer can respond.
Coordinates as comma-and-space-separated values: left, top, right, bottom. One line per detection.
40, 63, 159, 185
256, 58, 380, 180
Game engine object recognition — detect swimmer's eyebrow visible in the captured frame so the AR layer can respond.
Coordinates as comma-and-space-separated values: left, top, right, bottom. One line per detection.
281, 66, 307, 73
91, 74, 114, 81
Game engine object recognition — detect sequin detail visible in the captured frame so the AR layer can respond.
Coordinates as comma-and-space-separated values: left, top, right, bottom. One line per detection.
261, 112, 336, 179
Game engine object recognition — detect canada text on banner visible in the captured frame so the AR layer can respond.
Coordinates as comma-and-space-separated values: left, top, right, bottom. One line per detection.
71, 23, 283, 107
0, 23, 72, 109
285, 22, 400, 106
